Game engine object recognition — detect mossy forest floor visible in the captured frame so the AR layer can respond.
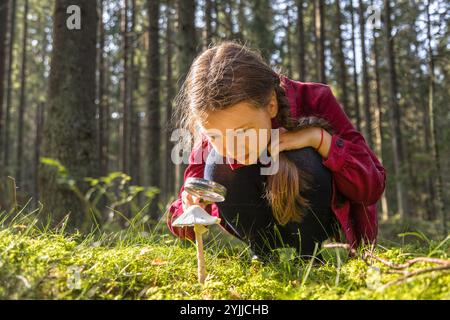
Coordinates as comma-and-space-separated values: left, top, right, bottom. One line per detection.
0, 212, 448, 300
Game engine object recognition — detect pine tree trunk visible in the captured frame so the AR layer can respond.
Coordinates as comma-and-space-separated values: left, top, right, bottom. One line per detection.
3, 0, 17, 172
296, 0, 306, 81
16, 0, 29, 186
204, 0, 213, 49
285, 4, 292, 77
349, 1, 361, 132
121, 0, 130, 175
33, 102, 44, 208
97, 0, 107, 177
236, 0, 245, 42
312, 0, 319, 80
130, 0, 140, 191
358, 0, 373, 149
0, 0, 9, 169
335, 0, 349, 115
384, 0, 407, 219
418, 45, 436, 220
147, 0, 161, 218
372, 19, 389, 221
176, 0, 196, 194
426, 0, 446, 234
165, 0, 175, 200
316, 0, 326, 83
39, 0, 98, 228
223, 0, 234, 39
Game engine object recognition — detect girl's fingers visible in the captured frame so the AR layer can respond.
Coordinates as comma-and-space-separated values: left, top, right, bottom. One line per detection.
181, 190, 205, 211
268, 139, 281, 157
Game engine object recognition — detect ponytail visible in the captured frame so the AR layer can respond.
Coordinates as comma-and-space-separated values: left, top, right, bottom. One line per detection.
265, 116, 335, 226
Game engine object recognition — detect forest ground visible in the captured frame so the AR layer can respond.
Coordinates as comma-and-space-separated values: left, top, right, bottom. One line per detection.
0, 210, 448, 300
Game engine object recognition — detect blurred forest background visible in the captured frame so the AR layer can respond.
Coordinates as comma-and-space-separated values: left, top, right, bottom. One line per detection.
0, 0, 448, 234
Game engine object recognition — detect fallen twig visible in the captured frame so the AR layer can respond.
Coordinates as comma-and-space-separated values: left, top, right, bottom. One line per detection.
323, 243, 450, 289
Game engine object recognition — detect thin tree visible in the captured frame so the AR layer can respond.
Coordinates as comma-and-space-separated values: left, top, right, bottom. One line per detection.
176, 0, 197, 192
334, 0, 349, 115
371, 0, 389, 221
97, 0, 108, 176
3, 0, 17, 171
121, 0, 130, 175
223, 0, 235, 39
426, 0, 446, 234
204, 0, 213, 49
316, 0, 326, 83
349, 0, 361, 131
285, 3, 292, 77
384, 0, 407, 219
164, 0, 175, 200
16, 0, 29, 185
147, 0, 161, 217
296, 0, 306, 81
0, 0, 9, 167
33, 102, 44, 208
358, 0, 373, 148
312, 0, 319, 80
129, 0, 140, 189
236, 0, 245, 42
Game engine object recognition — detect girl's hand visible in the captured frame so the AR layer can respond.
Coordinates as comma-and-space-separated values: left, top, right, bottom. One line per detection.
269, 127, 331, 157
181, 189, 207, 212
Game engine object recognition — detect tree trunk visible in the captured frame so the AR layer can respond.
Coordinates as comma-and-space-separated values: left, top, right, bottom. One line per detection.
349, 0, 361, 132
148, 0, 161, 218
316, 0, 326, 83
16, 0, 29, 186
129, 0, 140, 190
312, 0, 319, 80
296, 0, 306, 81
97, 0, 107, 177
223, 0, 234, 39
33, 102, 44, 208
285, 4, 292, 77
204, 0, 213, 49
3, 0, 17, 172
176, 0, 197, 193
39, 0, 98, 228
384, 0, 407, 219
426, 0, 446, 234
0, 0, 9, 169
236, 0, 245, 42
334, 0, 349, 115
372, 13, 389, 221
121, 0, 130, 175
358, 0, 373, 149
164, 0, 175, 200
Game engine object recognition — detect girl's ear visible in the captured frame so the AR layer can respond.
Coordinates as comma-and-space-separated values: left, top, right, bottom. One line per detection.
268, 90, 278, 118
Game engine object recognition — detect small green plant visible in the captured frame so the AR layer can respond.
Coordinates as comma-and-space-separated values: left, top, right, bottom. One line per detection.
40, 157, 159, 230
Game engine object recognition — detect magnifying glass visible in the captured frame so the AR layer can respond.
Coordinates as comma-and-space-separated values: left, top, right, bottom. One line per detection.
184, 177, 227, 204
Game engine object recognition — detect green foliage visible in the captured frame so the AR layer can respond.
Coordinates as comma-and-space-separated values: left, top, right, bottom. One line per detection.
40, 157, 159, 231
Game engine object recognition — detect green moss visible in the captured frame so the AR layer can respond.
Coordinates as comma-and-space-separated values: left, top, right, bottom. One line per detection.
0, 225, 448, 300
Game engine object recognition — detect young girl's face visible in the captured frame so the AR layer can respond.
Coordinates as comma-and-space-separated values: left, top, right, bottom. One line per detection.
199, 91, 278, 165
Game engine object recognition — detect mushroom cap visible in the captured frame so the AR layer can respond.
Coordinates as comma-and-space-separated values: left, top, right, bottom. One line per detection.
172, 205, 221, 227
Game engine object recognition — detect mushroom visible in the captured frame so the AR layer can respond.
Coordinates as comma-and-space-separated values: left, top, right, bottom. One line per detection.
172, 205, 221, 284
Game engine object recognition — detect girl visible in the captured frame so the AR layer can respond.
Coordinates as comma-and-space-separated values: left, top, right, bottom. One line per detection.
167, 41, 386, 260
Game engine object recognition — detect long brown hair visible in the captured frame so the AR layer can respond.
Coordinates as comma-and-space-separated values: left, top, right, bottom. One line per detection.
173, 40, 333, 226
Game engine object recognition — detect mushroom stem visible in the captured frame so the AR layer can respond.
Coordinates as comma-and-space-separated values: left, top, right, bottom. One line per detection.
194, 225, 206, 284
